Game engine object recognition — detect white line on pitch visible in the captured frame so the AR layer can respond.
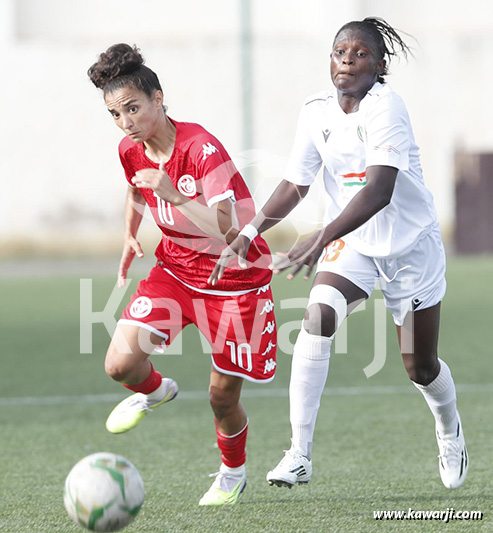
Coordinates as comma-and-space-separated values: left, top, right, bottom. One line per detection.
0, 383, 491, 407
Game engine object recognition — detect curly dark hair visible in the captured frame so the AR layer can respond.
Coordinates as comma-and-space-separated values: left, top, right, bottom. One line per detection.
87, 43, 162, 97
334, 17, 413, 82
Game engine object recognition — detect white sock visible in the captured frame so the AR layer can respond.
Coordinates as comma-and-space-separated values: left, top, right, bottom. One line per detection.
413, 358, 458, 438
289, 328, 332, 460
220, 463, 245, 475
146, 378, 167, 401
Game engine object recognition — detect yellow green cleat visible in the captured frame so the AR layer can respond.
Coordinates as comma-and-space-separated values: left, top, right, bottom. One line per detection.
199, 464, 247, 506
105, 378, 178, 434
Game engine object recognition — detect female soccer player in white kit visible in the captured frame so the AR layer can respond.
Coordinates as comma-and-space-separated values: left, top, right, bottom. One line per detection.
209, 17, 468, 490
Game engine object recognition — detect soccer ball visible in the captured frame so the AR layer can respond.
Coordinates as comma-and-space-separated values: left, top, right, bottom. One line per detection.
64, 452, 144, 532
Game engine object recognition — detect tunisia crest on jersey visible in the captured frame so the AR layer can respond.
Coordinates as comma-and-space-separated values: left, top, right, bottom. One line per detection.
177, 174, 197, 197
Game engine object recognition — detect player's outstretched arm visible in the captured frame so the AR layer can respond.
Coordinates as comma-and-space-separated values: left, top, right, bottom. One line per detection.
118, 187, 146, 288
273, 165, 398, 280
208, 180, 310, 285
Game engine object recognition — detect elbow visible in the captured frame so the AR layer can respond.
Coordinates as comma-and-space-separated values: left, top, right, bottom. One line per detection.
363, 192, 392, 219
129, 187, 144, 202
366, 185, 394, 213
365, 166, 397, 211
295, 183, 311, 199
379, 192, 393, 209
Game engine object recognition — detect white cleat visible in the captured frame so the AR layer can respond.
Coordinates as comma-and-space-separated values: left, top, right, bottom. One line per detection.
266, 450, 312, 488
436, 413, 469, 489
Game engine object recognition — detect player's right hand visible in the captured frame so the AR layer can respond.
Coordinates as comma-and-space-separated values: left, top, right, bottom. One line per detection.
270, 229, 327, 281
208, 235, 251, 286
118, 238, 144, 288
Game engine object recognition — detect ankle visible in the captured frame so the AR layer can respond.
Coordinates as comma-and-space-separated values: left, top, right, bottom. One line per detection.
220, 463, 245, 475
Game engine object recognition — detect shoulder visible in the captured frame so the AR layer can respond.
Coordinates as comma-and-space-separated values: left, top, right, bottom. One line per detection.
303, 88, 335, 107
118, 136, 140, 158
364, 82, 408, 112
299, 89, 336, 125
174, 120, 228, 162
175, 120, 220, 146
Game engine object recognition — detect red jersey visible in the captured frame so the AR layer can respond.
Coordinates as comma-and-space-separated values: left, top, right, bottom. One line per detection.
118, 119, 272, 292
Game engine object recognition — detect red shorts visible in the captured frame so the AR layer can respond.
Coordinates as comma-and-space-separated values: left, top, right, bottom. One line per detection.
120, 265, 277, 383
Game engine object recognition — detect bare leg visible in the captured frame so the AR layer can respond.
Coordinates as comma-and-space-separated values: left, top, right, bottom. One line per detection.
104, 325, 177, 434
397, 303, 441, 385
105, 324, 164, 385
209, 368, 246, 435
397, 303, 467, 488
397, 303, 458, 436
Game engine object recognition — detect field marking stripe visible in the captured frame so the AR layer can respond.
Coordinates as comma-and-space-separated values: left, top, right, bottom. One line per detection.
0, 383, 492, 406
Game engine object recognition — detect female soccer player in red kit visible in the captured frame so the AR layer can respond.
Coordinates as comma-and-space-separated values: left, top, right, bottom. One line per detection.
87, 44, 277, 505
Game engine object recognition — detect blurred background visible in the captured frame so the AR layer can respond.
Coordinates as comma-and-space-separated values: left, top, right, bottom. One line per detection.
1, 0, 492, 260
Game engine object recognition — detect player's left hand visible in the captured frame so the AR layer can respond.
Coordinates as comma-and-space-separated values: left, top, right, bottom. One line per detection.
271, 230, 327, 280
132, 161, 184, 205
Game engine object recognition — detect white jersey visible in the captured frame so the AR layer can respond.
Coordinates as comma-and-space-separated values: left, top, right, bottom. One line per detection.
284, 82, 438, 258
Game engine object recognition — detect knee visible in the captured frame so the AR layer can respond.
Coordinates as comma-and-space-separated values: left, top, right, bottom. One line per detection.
105, 360, 131, 383
209, 387, 237, 420
105, 349, 132, 383
404, 357, 440, 385
303, 303, 337, 337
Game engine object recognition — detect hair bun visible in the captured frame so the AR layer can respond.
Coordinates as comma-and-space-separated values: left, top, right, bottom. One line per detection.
88, 43, 144, 90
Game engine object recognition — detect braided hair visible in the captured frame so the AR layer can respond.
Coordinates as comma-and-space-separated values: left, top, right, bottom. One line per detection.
88, 43, 162, 97
334, 17, 412, 82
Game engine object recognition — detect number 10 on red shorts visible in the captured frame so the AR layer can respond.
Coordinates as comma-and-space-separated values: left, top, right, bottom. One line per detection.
120, 268, 277, 383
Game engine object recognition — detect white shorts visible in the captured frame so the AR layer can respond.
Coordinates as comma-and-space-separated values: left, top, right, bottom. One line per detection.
315, 225, 446, 326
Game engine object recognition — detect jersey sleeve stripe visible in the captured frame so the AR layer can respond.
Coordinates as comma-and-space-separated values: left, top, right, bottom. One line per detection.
206, 190, 235, 208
